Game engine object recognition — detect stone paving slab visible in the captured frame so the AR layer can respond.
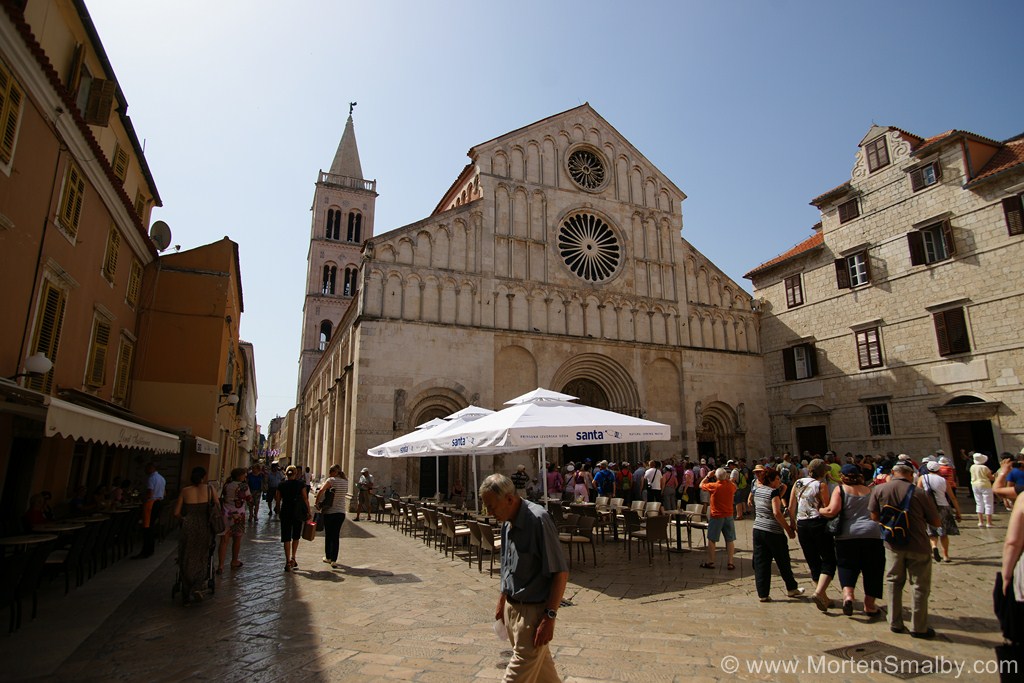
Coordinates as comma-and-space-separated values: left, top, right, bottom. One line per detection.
0, 502, 1012, 682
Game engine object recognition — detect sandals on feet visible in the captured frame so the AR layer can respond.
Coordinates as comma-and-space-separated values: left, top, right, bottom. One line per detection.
727, 563, 736, 571
231, 561, 243, 569
699, 561, 715, 569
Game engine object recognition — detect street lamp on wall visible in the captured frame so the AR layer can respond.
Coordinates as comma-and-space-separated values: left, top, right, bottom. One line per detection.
218, 392, 239, 409
7, 352, 53, 380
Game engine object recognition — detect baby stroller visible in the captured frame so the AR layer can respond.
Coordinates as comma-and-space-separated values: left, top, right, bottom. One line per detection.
171, 533, 216, 605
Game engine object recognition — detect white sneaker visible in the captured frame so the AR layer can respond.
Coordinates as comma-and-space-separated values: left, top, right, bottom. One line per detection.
322, 557, 331, 564
978, 522, 984, 527
787, 587, 806, 597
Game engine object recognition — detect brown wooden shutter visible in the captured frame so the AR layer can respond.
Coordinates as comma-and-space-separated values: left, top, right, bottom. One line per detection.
941, 220, 956, 256
28, 283, 66, 392
87, 321, 111, 386
908, 231, 925, 265
113, 338, 134, 401
909, 168, 924, 191
945, 308, 969, 354
862, 252, 872, 284
1004, 196, 1024, 236
838, 200, 859, 223
67, 43, 85, 94
84, 79, 115, 126
834, 258, 850, 289
933, 162, 942, 181
934, 311, 950, 356
782, 347, 796, 381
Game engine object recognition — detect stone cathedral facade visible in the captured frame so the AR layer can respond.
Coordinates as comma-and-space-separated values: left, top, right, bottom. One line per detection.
297, 104, 769, 497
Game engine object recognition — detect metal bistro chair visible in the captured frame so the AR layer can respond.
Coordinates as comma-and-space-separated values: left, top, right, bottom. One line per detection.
558, 516, 597, 569
629, 513, 670, 565
478, 523, 503, 577
682, 503, 709, 548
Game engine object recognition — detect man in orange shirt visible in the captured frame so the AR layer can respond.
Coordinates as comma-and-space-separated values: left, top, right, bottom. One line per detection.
699, 468, 737, 570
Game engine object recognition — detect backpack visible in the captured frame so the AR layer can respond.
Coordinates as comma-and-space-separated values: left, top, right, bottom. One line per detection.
737, 471, 748, 490
878, 482, 916, 546
621, 473, 631, 490
780, 464, 792, 486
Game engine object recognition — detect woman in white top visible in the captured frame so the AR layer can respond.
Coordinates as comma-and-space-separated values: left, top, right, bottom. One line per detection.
970, 452, 995, 528
789, 458, 836, 612
315, 464, 350, 568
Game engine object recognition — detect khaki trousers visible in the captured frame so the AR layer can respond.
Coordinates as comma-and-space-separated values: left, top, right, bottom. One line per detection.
503, 601, 560, 683
885, 548, 932, 633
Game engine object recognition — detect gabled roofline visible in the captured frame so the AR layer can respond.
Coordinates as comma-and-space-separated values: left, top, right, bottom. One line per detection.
432, 162, 476, 216
744, 227, 824, 280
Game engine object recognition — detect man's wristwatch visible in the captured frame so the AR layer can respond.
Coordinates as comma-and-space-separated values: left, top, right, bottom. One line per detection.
543, 608, 557, 620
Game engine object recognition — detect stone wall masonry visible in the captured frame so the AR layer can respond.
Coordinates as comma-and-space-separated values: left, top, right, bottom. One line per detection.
752, 129, 1024, 456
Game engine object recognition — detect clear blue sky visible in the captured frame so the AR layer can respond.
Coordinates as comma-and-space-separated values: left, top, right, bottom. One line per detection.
85, 0, 1024, 431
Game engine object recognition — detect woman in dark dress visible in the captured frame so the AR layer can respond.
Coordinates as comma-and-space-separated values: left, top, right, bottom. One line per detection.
173, 467, 218, 604
275, 465, 311, 571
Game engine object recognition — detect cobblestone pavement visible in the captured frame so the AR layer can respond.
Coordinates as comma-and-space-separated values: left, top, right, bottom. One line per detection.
1, 500, 1011, 682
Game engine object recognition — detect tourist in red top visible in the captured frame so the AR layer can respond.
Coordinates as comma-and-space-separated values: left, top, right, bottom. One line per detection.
699, 468, 738, 570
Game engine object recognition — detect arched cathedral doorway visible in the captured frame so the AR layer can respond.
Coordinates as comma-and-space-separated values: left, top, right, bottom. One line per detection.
559, 379, 610, 467
415, 406, 449, 499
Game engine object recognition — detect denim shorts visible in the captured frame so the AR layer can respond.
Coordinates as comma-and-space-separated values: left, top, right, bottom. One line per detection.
707, 516, 736, 543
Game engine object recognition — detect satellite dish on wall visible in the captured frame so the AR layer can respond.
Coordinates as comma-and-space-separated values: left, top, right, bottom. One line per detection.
149, 220, 172, 252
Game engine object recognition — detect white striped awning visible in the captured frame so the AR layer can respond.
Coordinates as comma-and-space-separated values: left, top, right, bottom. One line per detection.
44, 397, 181, 453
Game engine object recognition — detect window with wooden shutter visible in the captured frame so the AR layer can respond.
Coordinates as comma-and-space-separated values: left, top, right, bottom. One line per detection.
784, 274, 804, 308
909, 162, 940, 191
782, 347, 796, 381
783, 343, 816, 380
909, 221, 954, 265
84, 79, 115, 126
834, 259, 851, 289
58, 162, 85, 237
0, 60, 24, 167
86, 318, 112, 387
126, 259, 142, 307
1003, 195, 1024, 236
838, 199, 860, 223
27, 281, 67, 393
867, 403, 891, 436
865, 136, 890, 172
112, 337, 134, 402
112, 144, 129, 181
933, 307, 970, 356
855, 327, 883, 369
102, 226, 120, 282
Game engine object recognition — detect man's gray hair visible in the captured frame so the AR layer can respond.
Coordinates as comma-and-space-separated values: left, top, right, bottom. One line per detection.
480, 473, 515, 498
892, 463, 915, 476
715, 467, 728, 481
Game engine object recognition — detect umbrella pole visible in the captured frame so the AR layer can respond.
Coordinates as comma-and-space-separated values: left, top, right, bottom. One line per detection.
473, 454, 479, 513
541, 447, 548, 501
436, 456, 440, 500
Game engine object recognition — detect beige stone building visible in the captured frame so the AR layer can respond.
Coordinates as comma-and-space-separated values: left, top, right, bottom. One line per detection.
296, 104, 768, 497
746, 124, 1024, 480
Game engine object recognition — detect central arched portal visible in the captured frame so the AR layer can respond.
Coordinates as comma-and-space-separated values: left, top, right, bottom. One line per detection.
559, 378, 609, 467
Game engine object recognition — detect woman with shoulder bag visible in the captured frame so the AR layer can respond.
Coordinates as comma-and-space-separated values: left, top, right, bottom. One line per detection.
819, 464, 884, 618
217, 467, 251, 574
316, 464, 349, 568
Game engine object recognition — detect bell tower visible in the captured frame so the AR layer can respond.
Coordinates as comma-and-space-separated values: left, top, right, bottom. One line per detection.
297, 104, 377, 398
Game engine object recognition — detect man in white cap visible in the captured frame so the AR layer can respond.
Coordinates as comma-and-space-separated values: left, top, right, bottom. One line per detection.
918, 460, 962, 562
355, 467, 374, 521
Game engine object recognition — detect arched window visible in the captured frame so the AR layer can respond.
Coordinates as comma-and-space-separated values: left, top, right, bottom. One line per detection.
347, 211, 362, 243
319, 320, 332, 351
326, 209, 341, 240
343, 266, 358, 296
322, 264, 337, 294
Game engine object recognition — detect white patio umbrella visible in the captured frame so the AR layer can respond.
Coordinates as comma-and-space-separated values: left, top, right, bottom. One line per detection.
422, 388, 672, 499
367, 405, 496, 507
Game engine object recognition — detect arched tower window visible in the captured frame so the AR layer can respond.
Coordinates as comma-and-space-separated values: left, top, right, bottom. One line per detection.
319, 320, 332, 351
326, 209, 341, 240
347, 211, 362, 243
322, 264, 337, 294
343, 266, 358, 297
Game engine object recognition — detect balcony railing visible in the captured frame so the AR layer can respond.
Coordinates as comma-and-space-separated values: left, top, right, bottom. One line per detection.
319, 171, 376, 193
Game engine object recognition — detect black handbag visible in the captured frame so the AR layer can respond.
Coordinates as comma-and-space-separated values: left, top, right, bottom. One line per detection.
316, 484, 335, 512
827, 490, 845, 536
208, 485, 226, 535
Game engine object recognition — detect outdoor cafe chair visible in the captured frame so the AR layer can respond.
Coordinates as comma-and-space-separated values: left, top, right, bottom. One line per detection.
478, 523, 502, 577
629, 513, 670, 565
439, 514, 471, 561
547, 502, 566, 525
682, 504, 708, 548
373, 494, 392, 523
558, 516, 597, 569
421, 508, 441, 550
644, 501, 663, 516
558, 512, 580, 534
622, 509, 644, 560
466, 520, 484, 570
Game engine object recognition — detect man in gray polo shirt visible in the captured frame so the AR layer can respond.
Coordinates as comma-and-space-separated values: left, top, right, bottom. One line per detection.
480, 473, 569, 682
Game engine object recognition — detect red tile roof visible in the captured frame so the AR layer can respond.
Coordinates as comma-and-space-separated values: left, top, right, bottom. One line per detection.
809, 181, 852, 207
966, 138, 1024, 188
744, 228, 824, 280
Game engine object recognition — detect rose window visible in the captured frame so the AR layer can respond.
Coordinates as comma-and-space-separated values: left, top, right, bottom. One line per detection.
567, 149, 606, 191
558, 213, 620, 282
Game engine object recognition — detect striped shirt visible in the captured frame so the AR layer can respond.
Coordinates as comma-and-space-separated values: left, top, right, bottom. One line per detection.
752, 485, 785, 535
322, 477, 349, 515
